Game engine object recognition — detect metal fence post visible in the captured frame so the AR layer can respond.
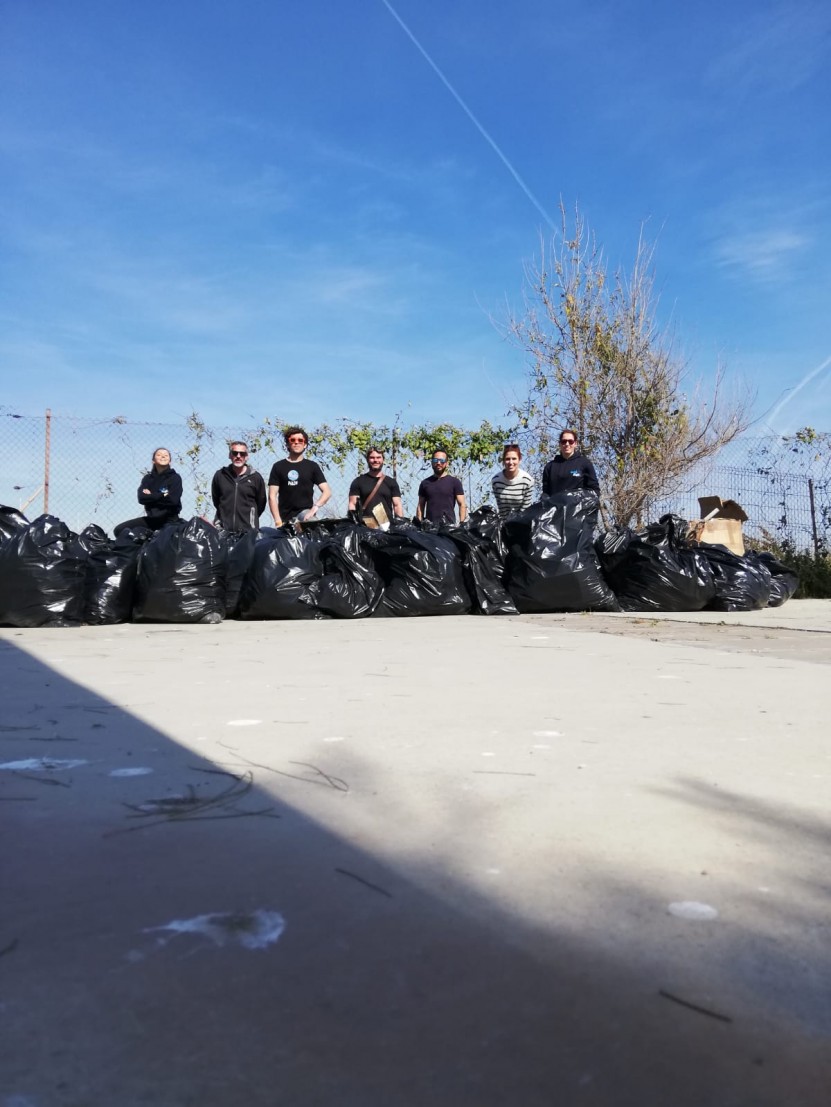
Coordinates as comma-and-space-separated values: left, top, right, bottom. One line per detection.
808, 477, 820, 560
44, 408, 51, 514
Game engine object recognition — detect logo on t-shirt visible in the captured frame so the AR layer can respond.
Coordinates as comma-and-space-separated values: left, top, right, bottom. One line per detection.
288, 469, 299, 485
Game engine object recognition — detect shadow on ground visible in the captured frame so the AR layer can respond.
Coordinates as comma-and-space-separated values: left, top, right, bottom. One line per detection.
1, 638, 829, 1107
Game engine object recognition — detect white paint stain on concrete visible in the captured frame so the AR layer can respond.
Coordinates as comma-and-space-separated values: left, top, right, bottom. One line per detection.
109, 767, 153, 777
323, 736, 345, 743
0, 758, 88, 772
668, 901, 719, 921
480, 751, 496, 757
144, 909, 286, 951
226, 719, 262, 727
532, 730, 562, 738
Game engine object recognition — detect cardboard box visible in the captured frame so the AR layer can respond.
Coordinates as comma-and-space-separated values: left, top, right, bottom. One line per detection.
690, 497, 748, 556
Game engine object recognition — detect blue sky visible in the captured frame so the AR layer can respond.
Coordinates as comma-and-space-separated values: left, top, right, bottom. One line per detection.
1, 0, 829, 436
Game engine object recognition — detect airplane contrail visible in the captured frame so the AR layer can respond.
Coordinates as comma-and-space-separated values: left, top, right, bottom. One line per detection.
379, 0, 556, 229
765, 352, 831, 430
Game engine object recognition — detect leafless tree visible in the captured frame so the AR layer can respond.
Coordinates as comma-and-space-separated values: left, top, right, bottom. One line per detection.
504, 202, 753, 526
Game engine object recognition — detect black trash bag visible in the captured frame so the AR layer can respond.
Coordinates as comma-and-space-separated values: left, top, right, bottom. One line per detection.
0, 514, 96, 627
363, 521, 472, 617
314, 526, 384, 619
699, 544, 772, 611
443, 508, 517, 616
596, 514, 716, 611
238, 531, 326, 620
83, 526, 151, 625
221, 529, 261, 618
0, 505, 29, 541
746, 551, 799, 607
133, 518, 227, 623
503, 492, 618, 613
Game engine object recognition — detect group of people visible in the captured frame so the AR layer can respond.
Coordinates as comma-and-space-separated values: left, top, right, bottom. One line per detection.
115, 427, 599, 536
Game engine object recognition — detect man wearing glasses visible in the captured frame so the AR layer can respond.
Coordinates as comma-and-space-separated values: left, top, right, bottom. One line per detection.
268, 427, 332, 526
541, 430, 600, 496
211, 441, 267, 532
416, 449, 467, 525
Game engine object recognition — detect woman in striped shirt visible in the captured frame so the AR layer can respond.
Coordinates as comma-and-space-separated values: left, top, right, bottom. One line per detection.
492, 444, 534, 518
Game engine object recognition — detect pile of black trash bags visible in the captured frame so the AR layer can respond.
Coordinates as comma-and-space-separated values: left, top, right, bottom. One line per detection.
0, 493, 799, 627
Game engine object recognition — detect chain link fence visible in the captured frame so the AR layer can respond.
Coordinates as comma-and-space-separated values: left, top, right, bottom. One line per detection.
2, 409, 829, 552
0, 410, 499, 535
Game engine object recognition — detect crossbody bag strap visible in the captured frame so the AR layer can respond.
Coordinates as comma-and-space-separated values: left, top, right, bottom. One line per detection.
361, 474, 386, 514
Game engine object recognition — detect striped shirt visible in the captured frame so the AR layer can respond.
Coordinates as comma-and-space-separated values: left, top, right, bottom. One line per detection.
492, 468, 534, 518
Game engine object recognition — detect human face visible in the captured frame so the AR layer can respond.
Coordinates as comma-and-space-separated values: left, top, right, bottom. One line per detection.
287, 434, 307, 455
431, 453, 448, 474
502, 450, 520, 477
367, 450, 384, 473
229, 445, 248, 470
559, 434, 577, 459
153, 449, 171, 469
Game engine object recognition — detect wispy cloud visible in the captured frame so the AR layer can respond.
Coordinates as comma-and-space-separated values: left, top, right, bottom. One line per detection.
712, 227, 810, 282
704, 2, 831, 97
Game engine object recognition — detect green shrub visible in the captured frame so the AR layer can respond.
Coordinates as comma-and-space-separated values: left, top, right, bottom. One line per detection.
746, 532, 831, 599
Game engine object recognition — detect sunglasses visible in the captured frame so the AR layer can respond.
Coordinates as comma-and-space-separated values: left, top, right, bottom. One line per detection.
431, 458, 447, 464
288, 437, 306, 444
560, 439, 575, 445
230, 450, 248, 457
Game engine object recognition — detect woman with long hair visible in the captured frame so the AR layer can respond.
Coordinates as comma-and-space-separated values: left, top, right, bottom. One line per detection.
492, 444, 534, 518
114, 447, 183, 536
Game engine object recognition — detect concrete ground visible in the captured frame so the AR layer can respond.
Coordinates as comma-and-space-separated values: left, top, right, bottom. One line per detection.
1, 601, 829, 1107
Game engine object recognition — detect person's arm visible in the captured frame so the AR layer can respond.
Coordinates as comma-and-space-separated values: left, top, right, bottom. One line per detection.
254, 474, 267, 517
306, 480, 331, 518
268, 485, 282, 527
583, 458, 600, 494
347, 493, 360, 512
541, 462, 551, 496
456, 492, 467, 523
211, 472, 222, 513
392, 496, 404, 518
416, 480, 426, 521
522, 474, 534, 510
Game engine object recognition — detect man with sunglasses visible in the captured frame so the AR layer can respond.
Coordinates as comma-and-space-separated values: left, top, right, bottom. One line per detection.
268, 426, 331, 526
211, 441, 267, 532
416, 449, 467, 525
541, 430, 600, 496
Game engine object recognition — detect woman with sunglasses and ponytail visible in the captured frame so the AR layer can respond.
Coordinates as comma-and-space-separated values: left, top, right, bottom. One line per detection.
541, 430, 600, 497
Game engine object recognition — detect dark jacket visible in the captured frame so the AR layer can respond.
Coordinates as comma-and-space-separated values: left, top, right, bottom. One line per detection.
541, 453, 600, 496
211, 465, 267, 532
138, 467, 182, 524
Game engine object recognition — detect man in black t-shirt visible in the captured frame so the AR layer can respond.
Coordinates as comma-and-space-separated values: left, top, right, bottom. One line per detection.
347, 447, 404, 526
417, 449, 467, 525
268, 426, 332, 525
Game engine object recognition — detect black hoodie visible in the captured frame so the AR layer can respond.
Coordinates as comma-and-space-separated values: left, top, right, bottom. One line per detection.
211, 465, 267, 532
138, 466, 182, 525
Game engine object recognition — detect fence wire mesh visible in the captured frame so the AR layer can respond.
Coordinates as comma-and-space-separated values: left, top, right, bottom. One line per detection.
2, 410, 829, 552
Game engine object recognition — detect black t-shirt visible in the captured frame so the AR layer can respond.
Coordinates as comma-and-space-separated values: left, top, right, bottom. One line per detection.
417, 474, 464, 524
349, 472, 402, 519
268, 458, 327, 518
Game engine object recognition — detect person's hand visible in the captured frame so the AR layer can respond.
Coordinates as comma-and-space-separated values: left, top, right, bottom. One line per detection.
141, 488, 151, 496
306, 505, 318, 517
